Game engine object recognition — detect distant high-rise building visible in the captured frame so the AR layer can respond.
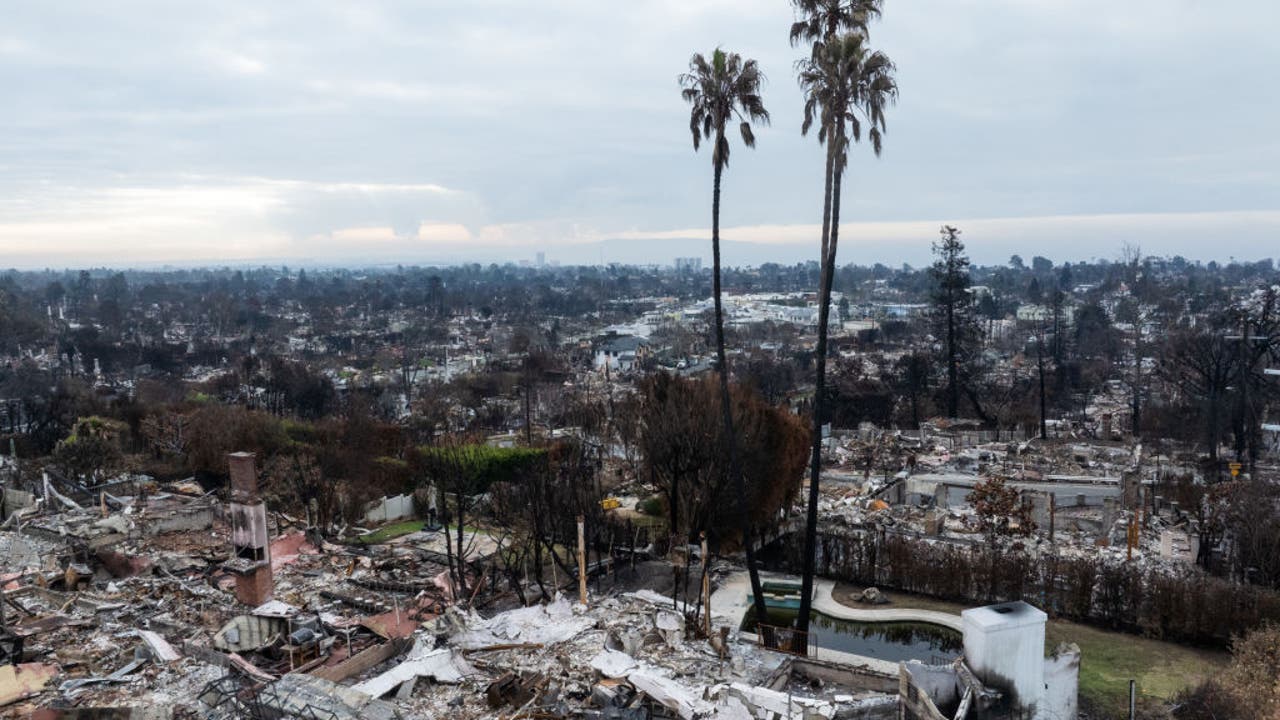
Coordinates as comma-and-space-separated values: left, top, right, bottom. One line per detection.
536, 251, 546, 268
674, 257, 702, 273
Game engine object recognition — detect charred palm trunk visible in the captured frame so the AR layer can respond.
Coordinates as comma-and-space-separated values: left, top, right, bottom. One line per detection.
711, 153, 770, 628
798, 140, 842, 646
818, 133, 836, 274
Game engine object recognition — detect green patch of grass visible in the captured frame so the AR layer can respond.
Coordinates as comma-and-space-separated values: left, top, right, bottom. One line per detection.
1048, 622, 1227, 715
352, 519, 426, 545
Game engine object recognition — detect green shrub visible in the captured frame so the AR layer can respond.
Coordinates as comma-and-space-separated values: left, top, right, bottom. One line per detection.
416, 445, 547, 493
637, 495, 665, 517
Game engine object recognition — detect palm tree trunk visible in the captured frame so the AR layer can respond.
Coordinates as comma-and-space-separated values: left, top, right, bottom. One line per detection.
711, 155, 770, 629
797, 141, 840, 646
819, 140, 836, 274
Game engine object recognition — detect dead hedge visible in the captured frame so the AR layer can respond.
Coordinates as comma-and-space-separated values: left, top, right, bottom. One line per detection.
779, 530, 1280, 648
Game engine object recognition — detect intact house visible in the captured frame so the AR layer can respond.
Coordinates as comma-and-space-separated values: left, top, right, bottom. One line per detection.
593, 335, 650, 374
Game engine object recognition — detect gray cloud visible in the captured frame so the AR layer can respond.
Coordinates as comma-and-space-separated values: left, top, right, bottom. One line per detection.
1, 0, 1276, 268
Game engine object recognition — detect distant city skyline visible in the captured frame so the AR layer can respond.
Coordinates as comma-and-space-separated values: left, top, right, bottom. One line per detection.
2, 1, 1277, 269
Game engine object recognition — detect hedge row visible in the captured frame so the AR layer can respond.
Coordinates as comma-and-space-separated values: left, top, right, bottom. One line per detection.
782, 530, 1280, 647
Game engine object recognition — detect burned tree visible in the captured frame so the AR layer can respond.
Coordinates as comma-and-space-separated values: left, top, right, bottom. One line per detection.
637, 373, 806, 545
892, 351, 932, 430
1162, 329, 1238, 463
1228, 287, 1280, 468
969, 476, 1036, 547
930, 226, 984, 419
415, 440, 548, 600
488, 440, 601, 602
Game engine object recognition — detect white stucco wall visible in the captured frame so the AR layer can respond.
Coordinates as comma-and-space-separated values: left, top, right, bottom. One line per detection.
1041, 645, 1081, 720
902, 662, 962, 709
962, 602, 1047, 715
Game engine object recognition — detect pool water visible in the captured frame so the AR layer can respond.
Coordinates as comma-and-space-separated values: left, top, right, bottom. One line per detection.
742, 608, 962, 663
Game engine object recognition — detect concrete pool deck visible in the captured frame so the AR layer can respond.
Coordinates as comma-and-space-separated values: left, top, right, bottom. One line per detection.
813, 582, 965, 633
710, 571, 965, 675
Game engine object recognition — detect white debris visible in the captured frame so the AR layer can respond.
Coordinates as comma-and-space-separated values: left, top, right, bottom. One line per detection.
251, 599, 299, 618
628, 670, 712, 720
708, 694, 755, 720
353, 640, 476, 698
589, 648, 638, 679
625, 589, 676, 606
451, 595, 596, 649
654, 609, 685, 648
717, 682, 836, 719
136, 630, 181, 663
92, 514, 132, 534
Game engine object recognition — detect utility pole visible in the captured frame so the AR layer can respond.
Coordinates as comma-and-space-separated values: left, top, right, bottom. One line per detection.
576, 515, 588, 606
700, 533, 711, 636
1131, 311, 1143, 438
1048, 492, 1055, 542
1036, 324, 1048, 440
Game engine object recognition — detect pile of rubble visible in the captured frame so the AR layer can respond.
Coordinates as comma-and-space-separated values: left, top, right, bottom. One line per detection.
292, 590, 897, 720
0, 449, 907, 718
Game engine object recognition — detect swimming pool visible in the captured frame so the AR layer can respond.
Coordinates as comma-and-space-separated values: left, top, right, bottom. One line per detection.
741, 607, 963, 663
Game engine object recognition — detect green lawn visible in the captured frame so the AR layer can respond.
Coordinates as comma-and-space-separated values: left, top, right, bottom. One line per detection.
832, 583, 1227, 714
1048, 621, 1227, 716
352, 519, 427, 544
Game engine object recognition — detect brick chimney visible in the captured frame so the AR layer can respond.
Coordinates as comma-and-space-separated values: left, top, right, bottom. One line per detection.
229, 451, 259, 500
224, 452, 273, 606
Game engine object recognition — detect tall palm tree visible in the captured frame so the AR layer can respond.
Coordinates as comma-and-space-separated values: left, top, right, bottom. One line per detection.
679, 48, 771, 628
789, 0, 883, 51
790, 0, 883, 268
793, 32, 896, 646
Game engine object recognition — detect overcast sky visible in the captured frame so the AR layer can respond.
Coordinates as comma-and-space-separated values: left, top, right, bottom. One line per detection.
2, 0, 1277, 269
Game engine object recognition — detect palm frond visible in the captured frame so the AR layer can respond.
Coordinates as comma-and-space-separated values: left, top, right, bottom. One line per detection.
678, 46, 770, 169
795, 29, 897, 163
789, 0, 884, 49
